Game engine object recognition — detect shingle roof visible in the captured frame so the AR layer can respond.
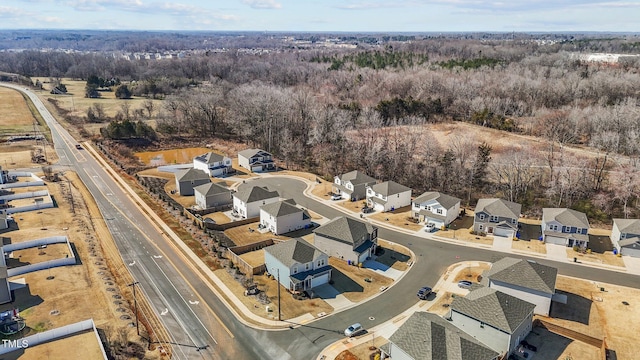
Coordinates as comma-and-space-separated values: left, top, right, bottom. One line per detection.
475, 198, 521, 219
239, 148, 270, 159
175, 168, 210, 182
486, 257, 557, 294
313, 216, 376, 245
264, 238, 325, 268
613, 218, 640, 235
414, 191, 461, 210
385, 312, 499, 360
193, 182, 229, 197
542, 208, 589, 228
194, 152, 226, 165
261, 199, 304, 217
234, 186, 279, 203
369, 181, 411, 196
452, 287, 535, 334
337, 170, 376, 186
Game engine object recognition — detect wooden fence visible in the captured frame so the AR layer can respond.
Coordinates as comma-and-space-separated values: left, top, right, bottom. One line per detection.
225, 239, 274, 276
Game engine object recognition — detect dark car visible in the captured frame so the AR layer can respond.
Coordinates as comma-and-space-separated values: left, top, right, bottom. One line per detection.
75, 144, 83, 150
361, 206, 374, 214
458, 280, 473, 289
520, 340, 537, 352
417, 286, 432, 300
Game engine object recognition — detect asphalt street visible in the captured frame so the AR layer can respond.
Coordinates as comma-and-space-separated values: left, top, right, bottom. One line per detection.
4, 81, 639, 360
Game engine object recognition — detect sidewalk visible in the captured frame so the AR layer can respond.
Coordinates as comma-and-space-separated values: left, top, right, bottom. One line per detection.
315, 261, 480, 360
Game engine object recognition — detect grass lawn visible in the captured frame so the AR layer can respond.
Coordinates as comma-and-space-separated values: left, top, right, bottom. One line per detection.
438, 228, 494, 246
310, 181, 333, 199
0, 86, 37, 136
338, 199, 367, 213
369, 207, 423, 231
512, 238, 547, 254
376, 239, 412, 271
164, 181, 196, 208
239, 249, 265, 268
567, 249, 625, 267
329, 258, 394, 302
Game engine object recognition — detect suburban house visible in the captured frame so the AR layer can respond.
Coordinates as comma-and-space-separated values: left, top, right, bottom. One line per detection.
366, 181, 412, 212
412, 191, 461, 228
232, 186, 280, 219
380, 312, 500, 360
541, 208, 590, 248
0, 211, 8, 230
193, 182, 232, 210
263, 238, 331, 293
192, 152, 232, 177
174, 168, 211, 196
238, 149, 275, 173
333, 170, 377, 201
449, 287, 535, 356
259, 199, 311, 235
0, 166, 8, 184
313, 216, 378, 264
473, 198, 521, 239
611, 218, 640, 257
484, 257, 558, 316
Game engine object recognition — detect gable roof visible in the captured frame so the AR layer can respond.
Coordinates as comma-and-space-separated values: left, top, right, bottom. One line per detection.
261, 199, 304, 217
369, 181, 411, 196
234, 186, 279, 203
314, 216, 376, 245
414, 191, 461, 209
486, 257, 557, 294
194, 152, 226, 165
451, 287, 535, 334
475, 198, 521, 219
384, 312, 499, 360
264, 238, 325, 268
175, 168, 210, 182
193, 182, 229, 197
239, 148, 271, 159
542, 208, 589, 228
613, 218, 640, 235
336, 170, 376, 186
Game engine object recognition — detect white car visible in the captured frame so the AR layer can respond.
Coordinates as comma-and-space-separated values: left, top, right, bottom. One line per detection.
425, 223, 436, 232
330, 193, 342, 201
344, 323, 364, 337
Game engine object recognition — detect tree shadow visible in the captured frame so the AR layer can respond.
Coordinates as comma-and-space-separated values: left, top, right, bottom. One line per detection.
524, 326, 572, 360
329, 267, 364, 294
550, 290, 592, 325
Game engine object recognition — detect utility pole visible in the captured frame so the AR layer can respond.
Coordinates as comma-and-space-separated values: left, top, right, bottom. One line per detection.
128, 281, 140, 335
277, 268, 281, 321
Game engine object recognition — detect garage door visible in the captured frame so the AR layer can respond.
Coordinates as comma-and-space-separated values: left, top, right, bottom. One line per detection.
251, 165, 263, 172
494, 227, 514, 238
621, 247, 640, 258
545, 235, 567, 245
358, 250, 371, 264
311, 273, 330, 288
372, 202, 385, 212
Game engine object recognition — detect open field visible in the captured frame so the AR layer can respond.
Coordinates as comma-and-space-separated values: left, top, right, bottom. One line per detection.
135, 147, 211, 166
369, 207, 423, 232
6, 329, 108, 360
0, 86, 36, 137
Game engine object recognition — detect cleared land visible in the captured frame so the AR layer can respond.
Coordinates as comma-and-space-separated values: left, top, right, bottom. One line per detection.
136, 147, 211, 166
0, 87, 36, 135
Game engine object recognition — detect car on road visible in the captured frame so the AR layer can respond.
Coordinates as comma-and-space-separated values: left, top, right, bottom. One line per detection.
458, 280, 473, 289
344, 323, 364, 337
424, 223, 436, 232
417, 286, 432, 300
75, 144, 83, 150
330, 193, 342, 201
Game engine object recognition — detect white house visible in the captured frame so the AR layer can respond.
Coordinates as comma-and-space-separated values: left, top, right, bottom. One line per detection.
0, 166, 9, 184
541, 208, 590, 247
238, 149, 275, 173
232, 186, 280, 219
193, 152, 232, 177
611, 218, 640, 258
0, 211, 8, 230
473, 198, 521, 239
366, 181, 412, 212
264, 238, 331, 293
174, 168, 210, 196
333, 170, 377, 201
450, 287, 535, 356
484, 257, 557, 316
259, 199, 311, 235
412, 191, 461, 228
193, 182, 232, 210
380, 312, 500, 360
313, 216, 378, 264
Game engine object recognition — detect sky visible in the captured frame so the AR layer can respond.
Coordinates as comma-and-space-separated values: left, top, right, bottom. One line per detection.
0, 0, 639, 33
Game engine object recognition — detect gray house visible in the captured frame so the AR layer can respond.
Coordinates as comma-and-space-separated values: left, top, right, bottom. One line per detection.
541, 208, 590, 247
174, 168, 211, 196
473, 198, 521, 239
238, 149, 275, 173
0, 211, 8, 230
264, 238, 331, 293
412, 191, 461, 228
380, 312, 500, 360
450, 287, 535, 356
333, 170, 376, 201
611, 218, 640, 257
193, 182, 232, 210
193, 152, 232, 177
232, 186, 280, 219
259, 199, 311, 235
313, 216, 378, 264
484, 257, 557, 316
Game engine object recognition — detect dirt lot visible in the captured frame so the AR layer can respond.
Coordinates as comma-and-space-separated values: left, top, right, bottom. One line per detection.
512, 238, 548, 254
214, 268, 334, 321
369, 207, 423, 232
135, 147, 211, 166
329, 258, 394, 303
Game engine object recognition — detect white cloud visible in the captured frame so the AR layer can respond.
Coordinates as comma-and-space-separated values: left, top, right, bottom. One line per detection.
241, 0, 282, 9
335, 1, 412, 10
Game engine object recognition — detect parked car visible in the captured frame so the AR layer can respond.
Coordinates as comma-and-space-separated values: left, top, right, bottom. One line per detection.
520, 340, 537, 352
330, 193, 342, 201
417, 286, 432, 300
75, 144, 83, 150
458, 280, 473, 289
361, 206, 374, 214
424, 223, 436, 232
344, 323, 364, 337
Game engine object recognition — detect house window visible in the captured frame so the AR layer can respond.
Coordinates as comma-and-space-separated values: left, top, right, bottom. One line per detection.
479, 214, 485, 221
490, 215, 499, 222
549, 224, 558, 231
292, 266, 298, 274
563, 226, 570, 233
512, 218, 517, 224
576, 228, 582, 234
436, 209, 443, 215
305, 263, 310, 271
479, 224, 484, 231
426, 206, 431, 211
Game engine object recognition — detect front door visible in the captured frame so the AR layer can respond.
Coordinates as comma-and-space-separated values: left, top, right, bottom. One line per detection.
488, 227, 494, 234
305, 278, 311, 290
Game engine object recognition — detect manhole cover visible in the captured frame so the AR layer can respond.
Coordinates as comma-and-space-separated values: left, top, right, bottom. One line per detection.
116, 308, 127, 313
369, 316, 375, 321
112, 295, 122, 299
106, 287, 116, 292
50, 310, 60, 316
46, 276, 55, 280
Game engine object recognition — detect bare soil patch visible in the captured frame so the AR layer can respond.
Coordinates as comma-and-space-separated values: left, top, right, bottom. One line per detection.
429, 291, 454, 316
164, 181, 195, 208
329, 258, 394, 302
369, 208, 423, 232
336, 337, 387, 360
566, 248, 624, 267
512, 238, 548, 254
453, 263, 491, 283
135, 147, 211, 166
0, 143, 58, 168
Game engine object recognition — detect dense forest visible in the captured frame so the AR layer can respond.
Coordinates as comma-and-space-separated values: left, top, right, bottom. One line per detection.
2, 31, 640, 220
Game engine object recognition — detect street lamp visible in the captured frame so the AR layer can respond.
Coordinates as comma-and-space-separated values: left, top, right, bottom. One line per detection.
128, 281, 140, 335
